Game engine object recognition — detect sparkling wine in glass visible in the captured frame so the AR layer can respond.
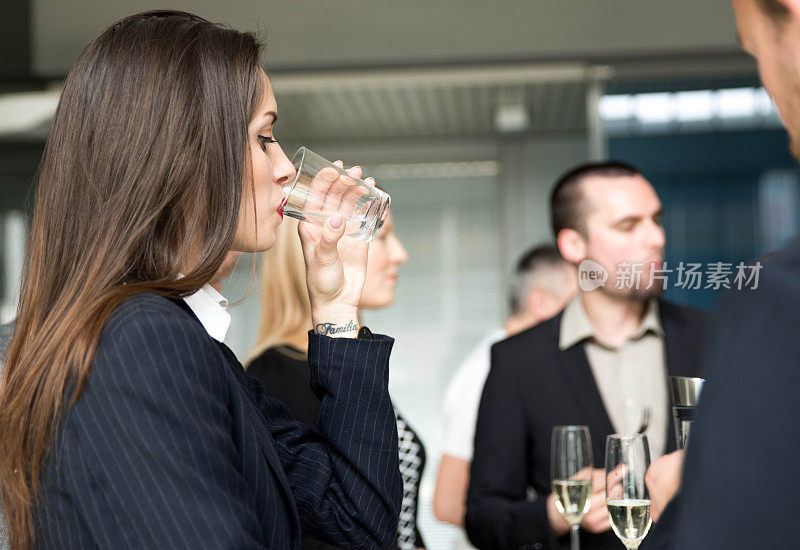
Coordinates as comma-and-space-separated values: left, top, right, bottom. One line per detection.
604, 434, 652, 550
551, 426, 593, 550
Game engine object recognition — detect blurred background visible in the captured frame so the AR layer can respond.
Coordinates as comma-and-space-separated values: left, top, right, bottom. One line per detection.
1, 1, 797, 547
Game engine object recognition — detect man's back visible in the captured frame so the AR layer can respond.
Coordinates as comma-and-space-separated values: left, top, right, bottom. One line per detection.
664, 239, 800, 549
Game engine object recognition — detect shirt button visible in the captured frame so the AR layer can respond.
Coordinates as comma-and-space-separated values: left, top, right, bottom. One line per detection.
625, 397, 635, 409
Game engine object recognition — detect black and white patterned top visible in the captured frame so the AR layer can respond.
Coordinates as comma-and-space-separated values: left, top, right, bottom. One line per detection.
395, 413, 426, 550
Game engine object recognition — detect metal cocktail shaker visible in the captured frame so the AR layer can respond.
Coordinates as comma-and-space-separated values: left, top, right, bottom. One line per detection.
669, 376, 705, 449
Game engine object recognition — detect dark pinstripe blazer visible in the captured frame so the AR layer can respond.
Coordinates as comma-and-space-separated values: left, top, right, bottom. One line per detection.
35, 293, 402, 549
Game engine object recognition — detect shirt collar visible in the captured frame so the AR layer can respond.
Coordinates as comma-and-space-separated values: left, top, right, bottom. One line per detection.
635, 299, 664, 339
559, 296, 596, 350
559, 295, 662, 351
182, 283, 231, 342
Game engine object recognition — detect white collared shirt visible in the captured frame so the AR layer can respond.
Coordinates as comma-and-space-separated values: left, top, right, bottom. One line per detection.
182, 284, 231, 342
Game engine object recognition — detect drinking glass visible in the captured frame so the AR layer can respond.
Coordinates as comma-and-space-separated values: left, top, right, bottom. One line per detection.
551, 426, 593, 550
282, 147, 391, 242
604, 434, 652, 550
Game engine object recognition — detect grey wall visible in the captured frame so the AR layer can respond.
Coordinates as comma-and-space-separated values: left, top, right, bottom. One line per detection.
33, 0, 739, 76
0, 141, 41, 213
498, 132, 589, 275
1, 0, 30, 79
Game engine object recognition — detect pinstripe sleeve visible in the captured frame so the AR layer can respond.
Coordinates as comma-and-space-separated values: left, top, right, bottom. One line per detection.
56, 300, 267, 549
248, 333, 402, 549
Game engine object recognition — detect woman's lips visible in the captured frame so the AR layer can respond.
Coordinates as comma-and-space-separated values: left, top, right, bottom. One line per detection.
277, 197, 287, 219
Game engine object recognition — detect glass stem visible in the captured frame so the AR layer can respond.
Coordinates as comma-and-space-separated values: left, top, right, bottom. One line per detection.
570, 523, 579, 550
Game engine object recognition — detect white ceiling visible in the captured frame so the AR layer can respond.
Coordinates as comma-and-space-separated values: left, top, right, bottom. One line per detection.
270, 63, 598, 140
0, 62, 603, 140
32, 0, 740, 76
1, 58, 761, 142
8, 0, 758, 143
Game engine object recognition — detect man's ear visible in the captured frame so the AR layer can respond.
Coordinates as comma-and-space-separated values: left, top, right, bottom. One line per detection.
557, 228, 587, 265
779, 0, 800, 20
525, 287, 546, 315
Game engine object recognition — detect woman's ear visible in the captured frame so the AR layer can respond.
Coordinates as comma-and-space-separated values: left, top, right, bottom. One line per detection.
557, 228, 587, 265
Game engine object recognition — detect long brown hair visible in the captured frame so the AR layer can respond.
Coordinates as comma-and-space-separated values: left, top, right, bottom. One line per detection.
0, 11, 264, 548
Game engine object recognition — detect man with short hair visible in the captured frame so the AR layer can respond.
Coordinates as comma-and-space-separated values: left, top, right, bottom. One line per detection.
642, 1, 800, 548
433, 245, 577, 548
465, 162, 709, 550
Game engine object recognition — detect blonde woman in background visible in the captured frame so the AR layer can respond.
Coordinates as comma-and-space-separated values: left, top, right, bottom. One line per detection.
246, 214, 426, 550
245, 218, 317, 427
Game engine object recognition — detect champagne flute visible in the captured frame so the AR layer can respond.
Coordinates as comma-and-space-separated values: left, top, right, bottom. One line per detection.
604, 434, 652, 550
551, 426, 593, 550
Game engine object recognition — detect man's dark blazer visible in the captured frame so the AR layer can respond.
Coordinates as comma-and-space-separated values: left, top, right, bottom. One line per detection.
35, 293, 402, 549
465, 299, 709, 550
643, 239, 800, 550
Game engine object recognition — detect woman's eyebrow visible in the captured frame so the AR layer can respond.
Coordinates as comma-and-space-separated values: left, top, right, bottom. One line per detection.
263, 110, 278, 124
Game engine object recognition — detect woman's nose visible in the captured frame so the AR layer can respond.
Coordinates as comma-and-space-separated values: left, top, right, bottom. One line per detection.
392, 238, 409, 265
273, 146, 296, 187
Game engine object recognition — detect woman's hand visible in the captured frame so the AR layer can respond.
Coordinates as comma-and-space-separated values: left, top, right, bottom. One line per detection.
297, 163, 373, 337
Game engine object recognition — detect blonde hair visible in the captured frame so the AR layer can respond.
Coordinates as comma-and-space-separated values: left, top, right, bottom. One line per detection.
244, 218, 312, 366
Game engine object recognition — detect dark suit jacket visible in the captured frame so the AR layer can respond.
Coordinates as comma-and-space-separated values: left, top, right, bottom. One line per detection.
465, 299, 709, 550
248, 346, 427, 550
644, 240, 800, 550
35, 294, 402, 549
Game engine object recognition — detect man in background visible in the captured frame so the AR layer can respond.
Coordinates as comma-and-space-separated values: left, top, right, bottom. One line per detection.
466, 162, 709, 550
433, 245, 577, 548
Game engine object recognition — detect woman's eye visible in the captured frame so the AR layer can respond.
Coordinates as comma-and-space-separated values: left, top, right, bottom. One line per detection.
258, 135, 277, 149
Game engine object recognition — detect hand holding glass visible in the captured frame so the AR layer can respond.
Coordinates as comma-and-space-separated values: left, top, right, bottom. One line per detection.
604, 434, 652, 550
551, 426, 593, 550
282, 147, 391, 242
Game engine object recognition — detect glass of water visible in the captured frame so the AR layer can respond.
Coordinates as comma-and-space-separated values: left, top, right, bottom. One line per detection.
282, 147, 391, 242
551, 426, 593, 550
604, 434, 652, 550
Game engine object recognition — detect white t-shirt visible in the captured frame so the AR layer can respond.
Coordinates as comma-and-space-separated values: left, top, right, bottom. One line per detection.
441, 328, 508, 461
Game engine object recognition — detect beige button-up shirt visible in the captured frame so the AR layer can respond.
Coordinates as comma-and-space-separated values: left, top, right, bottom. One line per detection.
559, 296, 669, 458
